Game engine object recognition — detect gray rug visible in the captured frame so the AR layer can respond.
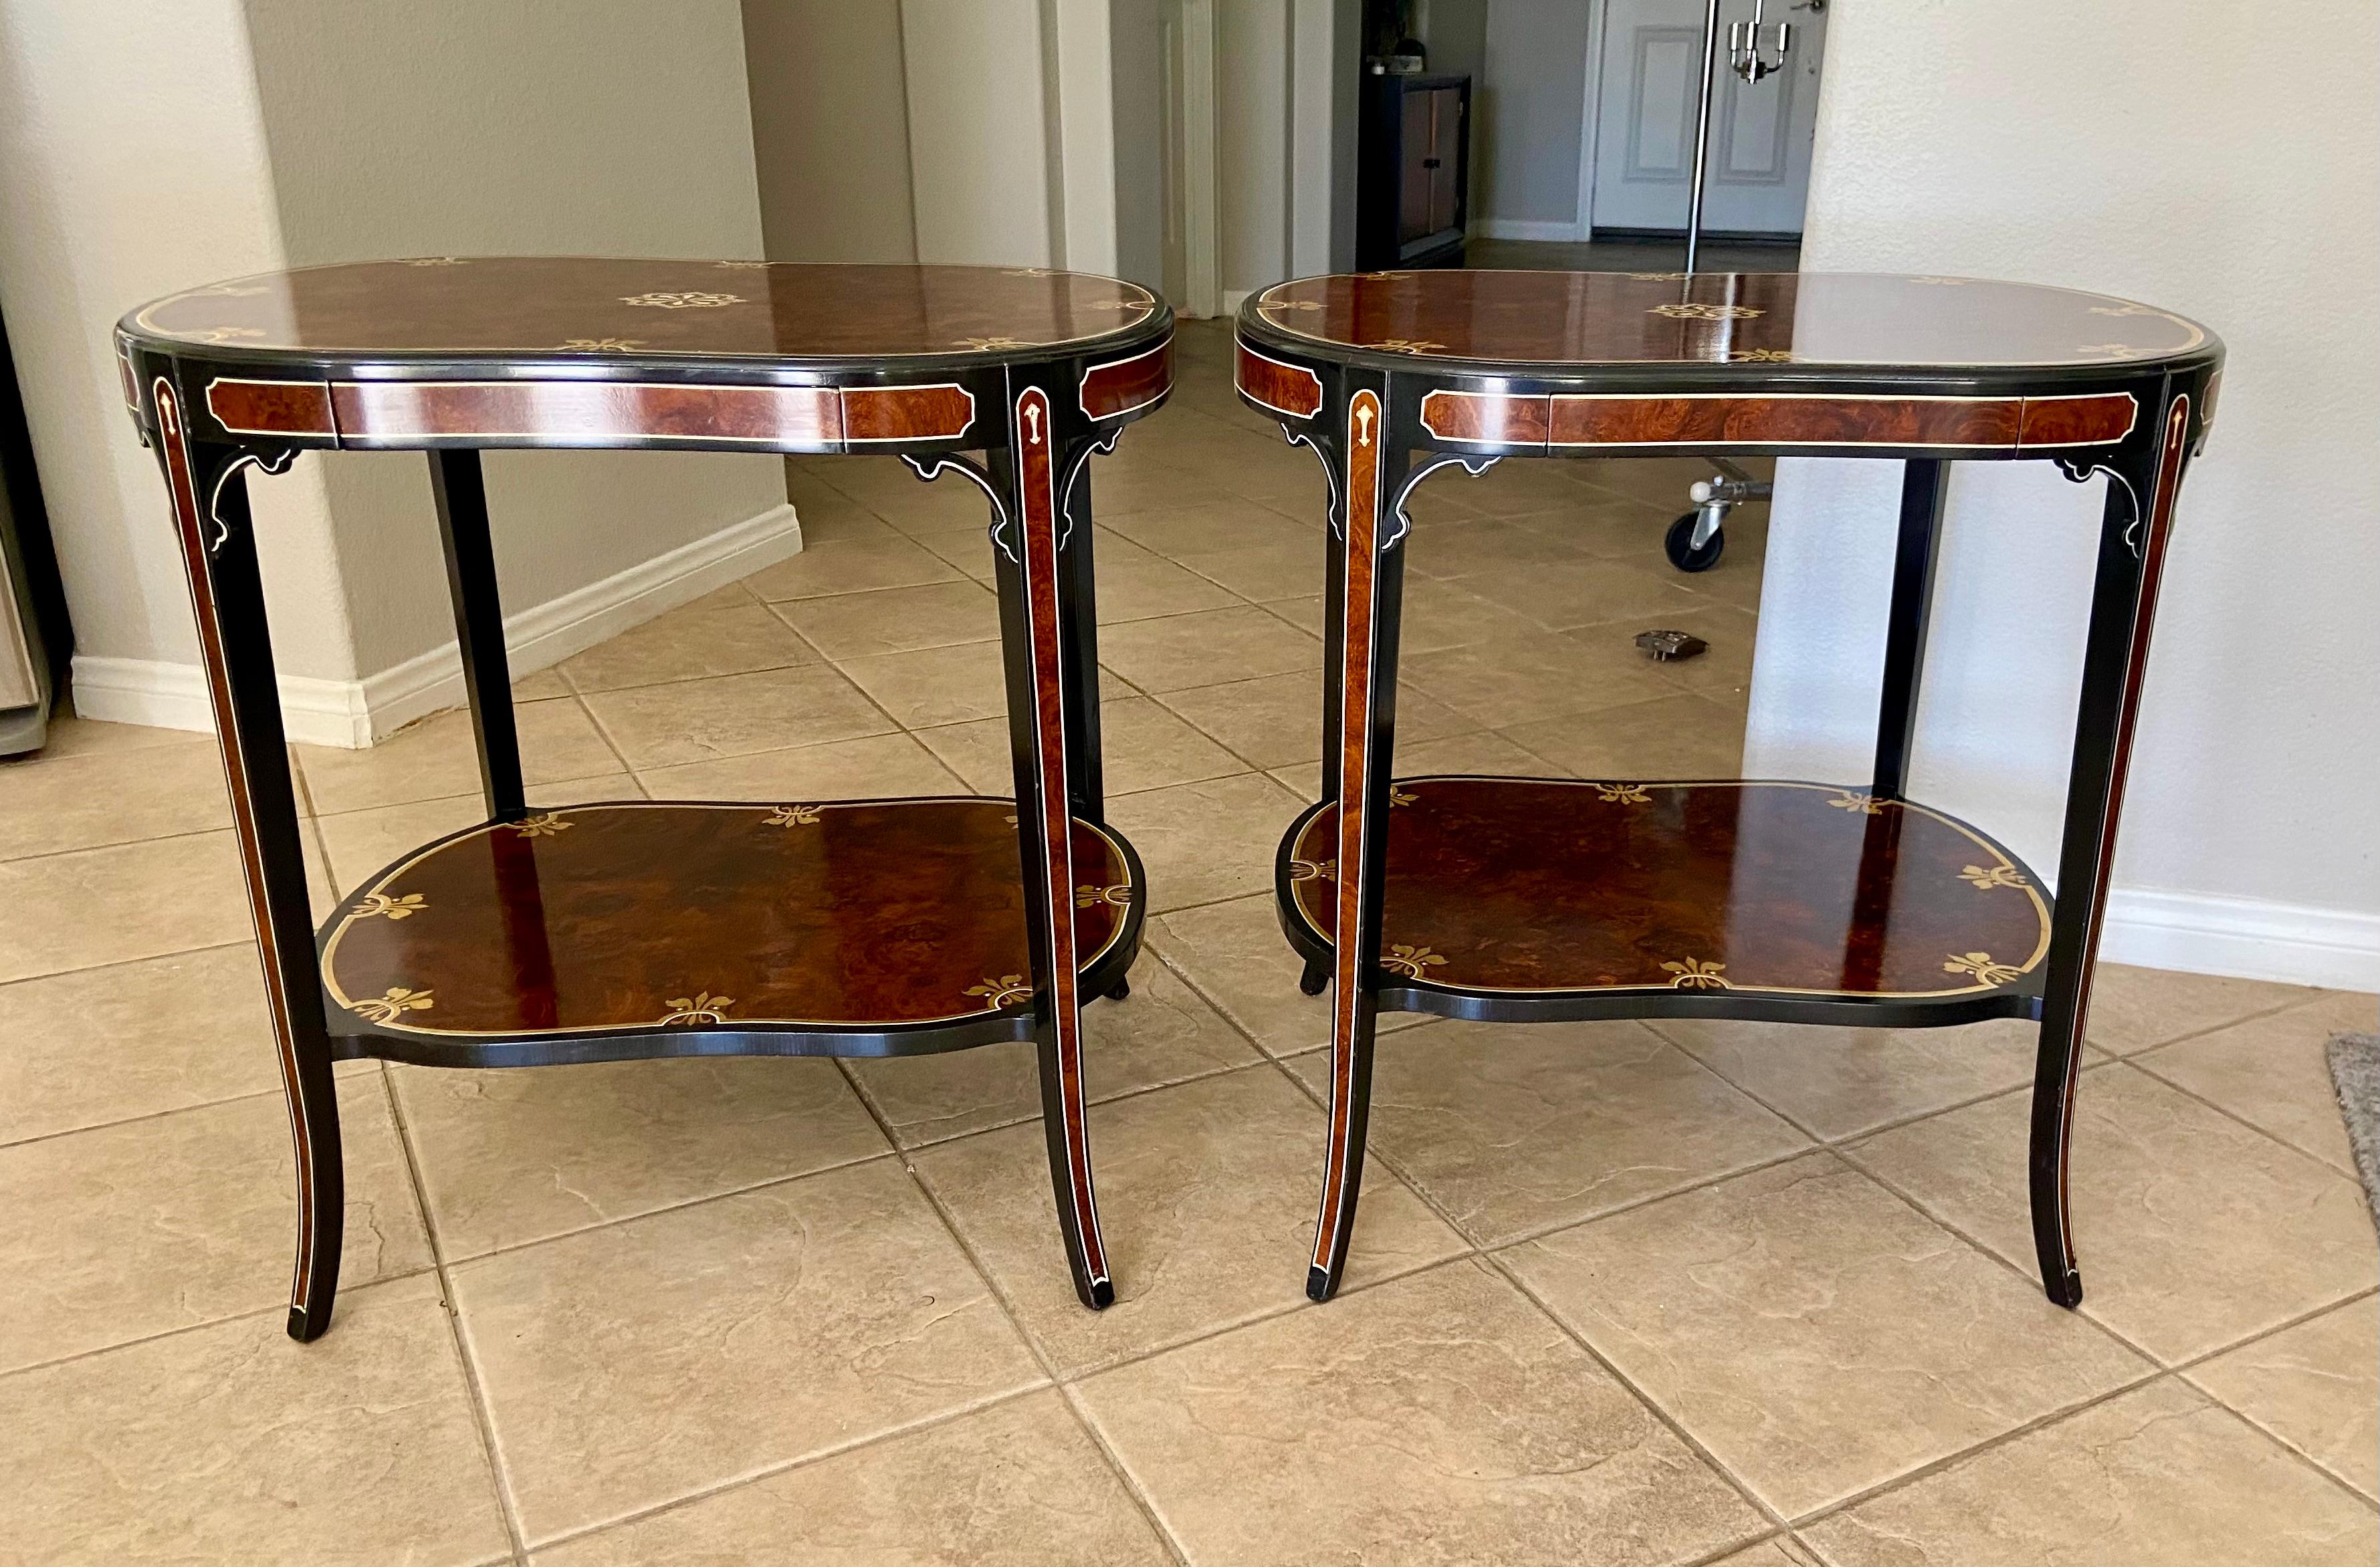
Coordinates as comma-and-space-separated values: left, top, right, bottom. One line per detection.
2328, 1033, 2380, 1237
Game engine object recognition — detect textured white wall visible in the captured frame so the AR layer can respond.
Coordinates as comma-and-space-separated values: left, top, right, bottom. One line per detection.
0, 0, 357, 679
241, 0, 783, 681
1747, 0, 2379, 985
742, 0, 921, 265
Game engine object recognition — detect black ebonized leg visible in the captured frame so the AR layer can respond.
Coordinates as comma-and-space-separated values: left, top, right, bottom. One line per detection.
2030, 384, 2196, 1309
1299, 956, 1330, 996
1872, 458, 1947, 802
992, 369, 1115, 1311
150, 392, 344, 1341
1308, 372, 1408, 1303
429, 449, 525, 822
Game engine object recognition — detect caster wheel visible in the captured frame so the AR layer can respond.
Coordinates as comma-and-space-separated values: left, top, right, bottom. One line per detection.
1664, 512, 1724, 573
1298, 964, 1329, 997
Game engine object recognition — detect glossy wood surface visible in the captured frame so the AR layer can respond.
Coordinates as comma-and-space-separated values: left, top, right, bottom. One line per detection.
1283, 779, 2050, 1000
1247, 271, 2212, 372
127, 259, 1159, 365
324, 800, 1135, 1040
1235, 341, 1325, 420
1079, 340, 1173, 420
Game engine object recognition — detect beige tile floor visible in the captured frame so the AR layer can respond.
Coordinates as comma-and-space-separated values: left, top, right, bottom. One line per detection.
1, 318, 2373, 1564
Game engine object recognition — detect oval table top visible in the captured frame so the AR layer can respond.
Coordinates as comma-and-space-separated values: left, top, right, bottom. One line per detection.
121, 257, 1166, 374
1240, 270, 2217, 380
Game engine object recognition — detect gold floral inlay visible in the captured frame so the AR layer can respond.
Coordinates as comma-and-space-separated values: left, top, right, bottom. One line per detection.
659, 991, 734, 1026
1382, 944, 1447, 980
179, 327, 267, 345
1263, 298, 1325, 312
1731, 348, 1796, 362
1662, 957, 1730, 990
1356, 271, 1414, 280
1959, 863, 2029, 891
1826, 792, 1885, 815
1373, 338, 1445, 354
1081, 299, 1147, 312
351, 986, 434, 1023
560, 338, 647, 352
1651, 303, 1763, 322
621, 291, 743, 310
1596, 783, 1652, 804
765, 804, 823, 827
967, 974, 1034, 1009
1390, 786, 1418, 807
1944, 951, 2022, 985
1289, 858, 1337, 883
510, 813, 573, 838
354, 891, 426, 921
955, 335, 1033, 351
1077, 883, 1133, 909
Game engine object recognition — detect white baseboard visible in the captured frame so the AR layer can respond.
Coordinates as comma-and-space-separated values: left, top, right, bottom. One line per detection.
72, 501, 804, 749
1472, 217, 1587, 243
2101, 886, 2380, 993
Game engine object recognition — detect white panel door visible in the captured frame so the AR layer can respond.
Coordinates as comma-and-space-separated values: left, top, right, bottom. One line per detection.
1590, 0, 1826, 237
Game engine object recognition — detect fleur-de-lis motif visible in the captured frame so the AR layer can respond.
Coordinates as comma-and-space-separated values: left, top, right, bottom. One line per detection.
659, 991, 734, 1025
1731, 348, 1796, 362
620, 291, 742, 309
1389, 786, 1418, 806
1022, 401, 1044, 444
1944, 951, 2022, 985
1662, 957, 1729, 990
1289, 858, 1337, 883
355, 891, 426, 921
966, 974, 1034, 1009
765, 804, 823, 826
1264, 297, 1325, 312
1826, 791, 1884, 815
1381, 944, 1447, 979
957, 335, 1032, 351
1651, 303, 1763, 321
1372, 338, 1444, 354
1076, 883, 1133, 909
1354, 402, 1376, 446
401, 257, 466, 267
510, 812, 572, 837
1596, 783, 1652, 804
351, 986, 434, 1023
1959, 863, 2029, 891
560, 338, 646, 352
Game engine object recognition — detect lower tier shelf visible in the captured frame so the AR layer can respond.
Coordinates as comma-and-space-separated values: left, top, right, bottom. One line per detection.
1277, 777, 2052, 1026
322, 797, 1141, 1064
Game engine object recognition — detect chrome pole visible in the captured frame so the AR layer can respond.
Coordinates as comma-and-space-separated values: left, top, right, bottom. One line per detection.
1683, 0, 1723, 273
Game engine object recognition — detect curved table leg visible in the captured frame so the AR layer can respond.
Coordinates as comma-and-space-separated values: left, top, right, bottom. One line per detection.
152, 382, 346, 1342
2031, 386, 2197, 1308
1309, 378, 1408, 1302
994, 375, 1114, 1310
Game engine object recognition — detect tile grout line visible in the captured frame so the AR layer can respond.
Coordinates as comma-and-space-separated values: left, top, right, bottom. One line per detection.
2124, 1042, 2369, 1179
377, 1064, 534, 1567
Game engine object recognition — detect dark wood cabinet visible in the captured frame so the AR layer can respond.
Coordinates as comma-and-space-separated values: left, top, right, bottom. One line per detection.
1358, 72, 1469, 271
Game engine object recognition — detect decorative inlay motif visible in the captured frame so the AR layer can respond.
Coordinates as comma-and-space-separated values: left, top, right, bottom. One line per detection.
1826, 791, 1885, 815
354, 892, 425, 921
1373, 339, 1446, 354
955, 335, 1033, 351
1390, 786, 1418, 806
1731, 348, 1796, 362
966, 974, 1033, 1009
658, 991, 734, 1025
1076, 883, 1133, 909
510, 812, 572, 837
1001, 267, 1055, 277
619, 291, 742, 310
560, 338, 646, 352
351, 986, 434, 1023
2077, 343, 2135, 358
400, 257, 466, 267
1651, 304, 1763, 321
179, 327, 267, 345
1382, 944, 1447, 979
713, 260, 768, 269
2087, 304, 2159, 318
1289, 858, 1337, 882
1629, 271, 1691, 280
1263, 298, 1325, 312
1944, 951, 2022, 985
1663, 957, 1731, 989
1959, 863, 2029, 890
764, 804, 823, 826
1355, 271, 1414, 280
1596, 783, 1652, 804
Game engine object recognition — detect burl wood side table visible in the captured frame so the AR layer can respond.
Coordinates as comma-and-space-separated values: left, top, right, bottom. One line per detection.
1235, 269, 2220, 1305
119, 258, 1174, 1339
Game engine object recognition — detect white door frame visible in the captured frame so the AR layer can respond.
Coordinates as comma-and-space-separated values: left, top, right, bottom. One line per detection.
1172, 0, 1221, 316
1574, 0, 1611, 243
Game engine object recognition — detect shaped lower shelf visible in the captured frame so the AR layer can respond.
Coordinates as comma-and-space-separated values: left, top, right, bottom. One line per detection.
1276, 777, 2051, 1026
322, 797, 1140, 1064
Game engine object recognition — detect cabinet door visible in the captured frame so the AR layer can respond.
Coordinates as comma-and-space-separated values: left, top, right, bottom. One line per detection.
1398, 92, 1434, 243
1426, 88, 1463, 235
